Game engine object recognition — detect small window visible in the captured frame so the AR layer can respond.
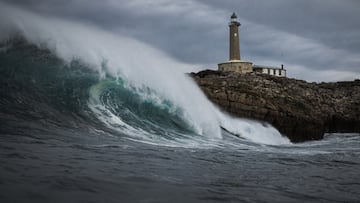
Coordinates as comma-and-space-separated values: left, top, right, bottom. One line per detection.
267, 69, 270, 74
279, 70, 282, 76
273, 69, 276, 75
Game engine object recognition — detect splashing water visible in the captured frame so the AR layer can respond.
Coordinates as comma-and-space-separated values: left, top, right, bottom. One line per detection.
0, 2, 290, 146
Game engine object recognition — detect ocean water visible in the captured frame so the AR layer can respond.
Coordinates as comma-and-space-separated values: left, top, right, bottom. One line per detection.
1, 131, 360, 203
1, 3, 360, 203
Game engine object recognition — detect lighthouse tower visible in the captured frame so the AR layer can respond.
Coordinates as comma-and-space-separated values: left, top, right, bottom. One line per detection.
218, 13, 253, 73
229, 12, 241, 61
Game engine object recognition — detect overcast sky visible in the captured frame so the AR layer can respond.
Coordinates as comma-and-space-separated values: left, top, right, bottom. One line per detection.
2, 0, 360, 81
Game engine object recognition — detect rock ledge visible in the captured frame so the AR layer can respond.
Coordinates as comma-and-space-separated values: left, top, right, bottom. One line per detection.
191, 70, 360, 142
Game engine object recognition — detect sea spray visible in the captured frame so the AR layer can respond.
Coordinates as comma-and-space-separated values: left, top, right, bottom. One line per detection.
216, 109, 291, 145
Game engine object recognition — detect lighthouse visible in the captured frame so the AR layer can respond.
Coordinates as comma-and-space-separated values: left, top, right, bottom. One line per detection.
229, 12, 241, 61
218, 13, 253, 73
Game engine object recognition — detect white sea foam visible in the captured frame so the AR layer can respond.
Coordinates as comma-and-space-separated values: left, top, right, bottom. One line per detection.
216, 109, 291, 145
0, 2, 291, 146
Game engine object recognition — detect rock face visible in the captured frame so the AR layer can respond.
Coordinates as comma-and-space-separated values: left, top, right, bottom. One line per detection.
191, 70, 360, 142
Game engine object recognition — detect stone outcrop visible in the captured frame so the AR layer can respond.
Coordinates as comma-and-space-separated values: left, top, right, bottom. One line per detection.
191, 70, 360, 142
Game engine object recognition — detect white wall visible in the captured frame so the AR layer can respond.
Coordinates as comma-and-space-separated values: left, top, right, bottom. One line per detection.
259, 68, 286, 77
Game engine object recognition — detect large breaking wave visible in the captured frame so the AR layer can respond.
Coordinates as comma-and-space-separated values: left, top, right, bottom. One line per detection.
0, 2, 290, 146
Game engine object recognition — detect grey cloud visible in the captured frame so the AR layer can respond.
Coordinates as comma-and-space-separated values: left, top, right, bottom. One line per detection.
196, 0, 360, 53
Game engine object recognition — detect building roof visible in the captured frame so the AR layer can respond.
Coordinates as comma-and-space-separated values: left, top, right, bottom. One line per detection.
253, 65, 286, 70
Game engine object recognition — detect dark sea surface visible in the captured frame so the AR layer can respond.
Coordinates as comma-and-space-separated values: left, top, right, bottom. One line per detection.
1, 40, 360, 203
1, 130, 360, 203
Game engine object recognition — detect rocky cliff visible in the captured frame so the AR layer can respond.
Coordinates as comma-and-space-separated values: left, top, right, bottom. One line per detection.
191, 70, 360, 142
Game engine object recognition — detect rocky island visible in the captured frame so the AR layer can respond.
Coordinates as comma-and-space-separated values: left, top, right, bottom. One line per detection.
191, 70, 360, 142
188, 13, 360, 142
